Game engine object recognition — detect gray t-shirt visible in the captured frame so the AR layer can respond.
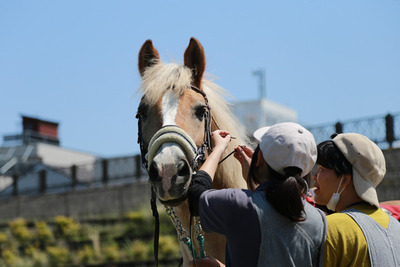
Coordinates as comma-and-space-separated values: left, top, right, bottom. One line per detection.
198, 171, 326, 267
200, 186, 261, 267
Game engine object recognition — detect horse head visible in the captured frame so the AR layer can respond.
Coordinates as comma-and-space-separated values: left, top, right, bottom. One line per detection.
137, 38, 212, 205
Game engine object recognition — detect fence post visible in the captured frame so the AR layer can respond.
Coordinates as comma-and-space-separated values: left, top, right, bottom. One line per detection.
71, 165, 77, 189
102, 159, 109, 185
135, 155, 142, 180
385, 113, 394, 148
39, 169, 47, 194
12, 175, 18, 196
335, 122, 343, 134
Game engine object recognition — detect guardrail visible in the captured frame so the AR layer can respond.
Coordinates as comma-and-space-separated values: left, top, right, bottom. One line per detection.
306, 112, 400, 149
1, 155, 148, 199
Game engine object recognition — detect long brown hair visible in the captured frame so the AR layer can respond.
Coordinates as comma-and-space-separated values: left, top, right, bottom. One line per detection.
248, 146, 308, 222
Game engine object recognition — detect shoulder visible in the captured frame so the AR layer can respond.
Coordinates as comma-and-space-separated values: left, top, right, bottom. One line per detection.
326, 212, 366, 246
326, 212, 359, 233
199, 189, 259, 234
200, 188, 253, 211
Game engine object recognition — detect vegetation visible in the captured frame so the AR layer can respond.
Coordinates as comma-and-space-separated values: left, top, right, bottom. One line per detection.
0, 208, 181, 267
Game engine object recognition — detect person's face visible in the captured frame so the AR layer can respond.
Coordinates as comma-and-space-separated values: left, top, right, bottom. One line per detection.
312, 165, 342, 205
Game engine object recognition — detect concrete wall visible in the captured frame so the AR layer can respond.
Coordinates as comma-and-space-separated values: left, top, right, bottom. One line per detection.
0, 181, 151, 220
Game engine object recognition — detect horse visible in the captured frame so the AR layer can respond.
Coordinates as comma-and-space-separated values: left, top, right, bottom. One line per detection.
136, 37, 249, 266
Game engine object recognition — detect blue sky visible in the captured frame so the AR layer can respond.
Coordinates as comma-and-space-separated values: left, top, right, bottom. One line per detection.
1, 1, 399, 157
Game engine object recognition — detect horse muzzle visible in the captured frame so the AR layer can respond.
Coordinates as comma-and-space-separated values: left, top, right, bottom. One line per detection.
146, 125, 197, 205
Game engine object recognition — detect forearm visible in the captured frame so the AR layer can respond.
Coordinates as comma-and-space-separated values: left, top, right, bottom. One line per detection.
187, 171, 213, 216
198, 147, 225, 181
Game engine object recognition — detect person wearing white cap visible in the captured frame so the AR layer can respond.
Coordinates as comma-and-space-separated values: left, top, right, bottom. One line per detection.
312, 133, 400, 266
187, 122, 327, 267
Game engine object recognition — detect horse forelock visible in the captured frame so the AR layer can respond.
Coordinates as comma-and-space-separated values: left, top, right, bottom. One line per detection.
139, 62, 192, 106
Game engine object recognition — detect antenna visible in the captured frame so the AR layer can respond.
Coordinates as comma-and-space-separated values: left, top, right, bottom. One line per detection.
252, 69, 266, 99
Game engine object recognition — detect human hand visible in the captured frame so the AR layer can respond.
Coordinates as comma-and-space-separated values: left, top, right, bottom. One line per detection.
211, 130, 231, 153
190, 256, 225, 267
234, 145, 253, 180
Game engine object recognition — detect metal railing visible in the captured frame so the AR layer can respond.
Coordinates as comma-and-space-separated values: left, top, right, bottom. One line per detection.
306, 112, 400, 149
1, 155, 147, 199
3, 129, 60, 146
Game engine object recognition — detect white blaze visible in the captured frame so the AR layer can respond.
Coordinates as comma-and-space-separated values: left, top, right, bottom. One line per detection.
161, 90, 179, 126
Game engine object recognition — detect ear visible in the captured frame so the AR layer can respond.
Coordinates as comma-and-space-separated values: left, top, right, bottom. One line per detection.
184, 37, 206, 88
138, 40, 160, 77
342, 174, 353, 187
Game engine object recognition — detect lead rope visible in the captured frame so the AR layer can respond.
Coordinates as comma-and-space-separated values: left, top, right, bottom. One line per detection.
150, 186, 160, 267
165, 206, 206, 265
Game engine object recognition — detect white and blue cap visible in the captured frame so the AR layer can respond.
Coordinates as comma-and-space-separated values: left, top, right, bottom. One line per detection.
253, 122, 317, 177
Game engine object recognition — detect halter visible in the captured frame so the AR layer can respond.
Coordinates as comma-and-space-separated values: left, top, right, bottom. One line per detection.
136, 85, 214, 266
136, 85, 213, 172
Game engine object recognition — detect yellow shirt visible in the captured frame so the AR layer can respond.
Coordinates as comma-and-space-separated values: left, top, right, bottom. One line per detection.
324, 204, 389, 267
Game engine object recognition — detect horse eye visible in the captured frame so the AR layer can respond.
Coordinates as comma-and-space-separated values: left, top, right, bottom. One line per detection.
194, 106, 207, 121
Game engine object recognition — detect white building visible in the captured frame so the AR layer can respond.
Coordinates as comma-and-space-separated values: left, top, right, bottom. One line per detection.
232, 98, 297, 135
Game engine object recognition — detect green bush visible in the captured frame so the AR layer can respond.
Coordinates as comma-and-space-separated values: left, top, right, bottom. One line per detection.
124, 211, 153, 237
128, 240, 149, 261
1, 249, 18, 266
0, 209, 182, 266
101, 243, 120, 263
9, 218, 32, 247
54, 216, 81, 241
158, 235, 180, 259
0, 231, 8, 249
46, 246, 70, 267
159, 210, 179, 235
34, 221, 53, 246
25, 246, 49, 267
76, 245, 97, 265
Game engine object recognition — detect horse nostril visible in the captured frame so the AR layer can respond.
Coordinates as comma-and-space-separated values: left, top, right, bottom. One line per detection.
177, 160, 191, 177
149, 161, 162, 183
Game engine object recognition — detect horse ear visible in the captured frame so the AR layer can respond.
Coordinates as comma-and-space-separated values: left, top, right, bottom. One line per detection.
138, 40, 160, 77
184, 37, 206, 88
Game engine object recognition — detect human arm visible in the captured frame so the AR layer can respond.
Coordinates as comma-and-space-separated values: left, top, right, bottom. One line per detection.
198, 130, 231, 181
187, 130, 231, 216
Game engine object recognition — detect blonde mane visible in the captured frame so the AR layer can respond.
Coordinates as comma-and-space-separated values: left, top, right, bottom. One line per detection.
139, 61, 249, 189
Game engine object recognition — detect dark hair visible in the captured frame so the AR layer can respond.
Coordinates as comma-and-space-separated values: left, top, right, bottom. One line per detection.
247, 146, 261, 191
317, 140, 352, 176
248, 146, 308, 222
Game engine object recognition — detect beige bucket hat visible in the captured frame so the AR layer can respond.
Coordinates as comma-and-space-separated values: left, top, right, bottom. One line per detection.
332, 133, 386, 208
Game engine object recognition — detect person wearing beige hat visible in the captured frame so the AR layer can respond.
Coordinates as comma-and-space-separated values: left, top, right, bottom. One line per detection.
188, 122, 327, 267
312, 133, 400, 266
